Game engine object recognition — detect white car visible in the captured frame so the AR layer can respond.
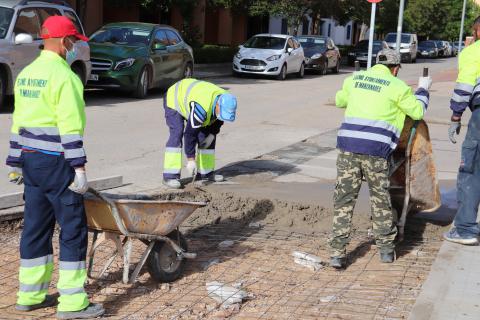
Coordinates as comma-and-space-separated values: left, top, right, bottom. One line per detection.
233, 34, 305, 80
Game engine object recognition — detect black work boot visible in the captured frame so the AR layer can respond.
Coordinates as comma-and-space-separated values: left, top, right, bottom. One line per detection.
16, 294, 57, 311
56, 303, 105, 319
330, 256, 346, 269
380, 251, 396, 263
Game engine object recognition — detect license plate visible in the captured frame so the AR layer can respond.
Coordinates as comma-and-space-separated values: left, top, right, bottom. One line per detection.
422, 51, 428, 54
243, 65, 263, 71
89, 74, 99, 81
357, 57, 367, 61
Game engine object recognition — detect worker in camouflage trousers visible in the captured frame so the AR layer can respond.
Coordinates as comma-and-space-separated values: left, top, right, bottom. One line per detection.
329, 49, 432, 269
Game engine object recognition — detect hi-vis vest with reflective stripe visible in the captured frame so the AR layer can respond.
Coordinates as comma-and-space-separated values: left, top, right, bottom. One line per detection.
450, 40, 480, 116
335, 64, 428, 159
7, 50, 86, 168
166, 79, 226, 126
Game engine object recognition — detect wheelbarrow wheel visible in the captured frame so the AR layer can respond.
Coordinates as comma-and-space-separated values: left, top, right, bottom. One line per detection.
147, 230, 187, 283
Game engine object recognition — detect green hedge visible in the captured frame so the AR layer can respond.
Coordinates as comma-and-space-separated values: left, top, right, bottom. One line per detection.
194, 45, 238, 64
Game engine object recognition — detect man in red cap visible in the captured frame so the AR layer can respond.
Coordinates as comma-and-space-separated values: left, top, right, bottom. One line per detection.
6, 16, 104, 319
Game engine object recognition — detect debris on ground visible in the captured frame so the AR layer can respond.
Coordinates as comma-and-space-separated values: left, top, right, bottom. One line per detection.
320, 295, 337, 303
206, 281, 248, 307
292, 251, 324, 271
218, 240, 235, 249
202, 258, 221, 270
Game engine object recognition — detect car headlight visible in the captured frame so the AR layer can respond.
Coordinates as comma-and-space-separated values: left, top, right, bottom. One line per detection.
235, 52, 242, 59
311, 53, 322, 59
348, 52, 355, 56
114, 58, 136, 71
266, 54, 282, 61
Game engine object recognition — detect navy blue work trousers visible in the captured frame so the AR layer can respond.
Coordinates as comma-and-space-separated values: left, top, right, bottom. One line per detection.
20, 152, 88, 262
455, 109, 480, 237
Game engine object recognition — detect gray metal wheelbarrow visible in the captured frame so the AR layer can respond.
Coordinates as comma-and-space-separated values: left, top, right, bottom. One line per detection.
84, 188, 206, 284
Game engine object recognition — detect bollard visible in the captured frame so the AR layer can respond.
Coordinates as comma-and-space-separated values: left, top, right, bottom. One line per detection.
423, 67, 429, 77
354, 60, 360, 71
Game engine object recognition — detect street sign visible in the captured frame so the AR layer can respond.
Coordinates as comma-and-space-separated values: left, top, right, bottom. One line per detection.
367, 0, 382, 3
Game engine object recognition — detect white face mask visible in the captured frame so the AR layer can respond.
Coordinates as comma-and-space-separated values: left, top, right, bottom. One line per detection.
63, 38, 77, 64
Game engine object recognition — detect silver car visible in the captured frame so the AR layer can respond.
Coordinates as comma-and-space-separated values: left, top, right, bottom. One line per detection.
0, 0, 91, 109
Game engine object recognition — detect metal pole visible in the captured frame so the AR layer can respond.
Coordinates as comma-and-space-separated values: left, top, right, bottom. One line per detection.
458, 0, 468, 52
367, 3, 377, 69
395, 0, 406, 54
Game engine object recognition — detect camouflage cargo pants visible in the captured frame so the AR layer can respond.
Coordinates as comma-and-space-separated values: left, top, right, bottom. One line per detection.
329, 151, 397, 258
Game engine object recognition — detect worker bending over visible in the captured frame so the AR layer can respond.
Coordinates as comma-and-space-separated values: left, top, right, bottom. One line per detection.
6, 16, 104, 319
444, 16, 480, 245
329, 49, 432, 269
162, 79, 237, 189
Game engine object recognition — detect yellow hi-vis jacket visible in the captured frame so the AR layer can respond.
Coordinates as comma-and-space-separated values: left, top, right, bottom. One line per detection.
6, 50, 86, 168
335, 64, 428, 158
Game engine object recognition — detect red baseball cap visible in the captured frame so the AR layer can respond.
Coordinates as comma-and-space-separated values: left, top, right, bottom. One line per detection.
41, 16, 89, 41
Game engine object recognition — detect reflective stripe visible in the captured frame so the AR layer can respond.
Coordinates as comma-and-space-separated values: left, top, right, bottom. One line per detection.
163, 168, 181, 174
415, 94, 429, 106
58, 287, 85, 295
198, 149, 215, 154
21, 255, 53, 268
18, 137, 63, 152
174, 82, 181, 114
10, 133, 20, 142
455, 83, 474, 93
19, 282, 49, 292
338, 129, 397, 149
23, 127, 60, 136
9, 148, 22, 157
451, 92, 470, 103
344, 117, 400, 138
165, 147, 182, 153
59, 261, 86, 271
61, 134, 83, 143
64, 148, 86, 159
183, 80, 202, 114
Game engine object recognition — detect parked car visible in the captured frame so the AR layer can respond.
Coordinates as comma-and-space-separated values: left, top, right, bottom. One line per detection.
233, 34, 305, 80
88, 22, 194, 98
453, 41, 466, 53
0, 0, 91, 109
384, 32, 418, 63
417, 40, 439, 58
433, 40, 446, 57
297, 35, 340, 75
347, 40, 388, 66
449, 42, 458, 56
442, 41, 453, 57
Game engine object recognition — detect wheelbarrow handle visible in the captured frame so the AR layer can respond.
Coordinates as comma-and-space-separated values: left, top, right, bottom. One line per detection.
86, 187, 130, 237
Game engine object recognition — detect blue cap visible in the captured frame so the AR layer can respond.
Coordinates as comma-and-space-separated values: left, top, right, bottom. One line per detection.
217, 93, 237, 122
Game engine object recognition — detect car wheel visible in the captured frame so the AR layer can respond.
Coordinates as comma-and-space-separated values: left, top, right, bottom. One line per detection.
297, 63, 305, 78
183, 63, 193, 79
134, 67, 149, 99
71, 63, 86, 86
277, 64, 287, 80
0, 70, 6, 112
321, 61, 328, 76
147, 230, 187, 283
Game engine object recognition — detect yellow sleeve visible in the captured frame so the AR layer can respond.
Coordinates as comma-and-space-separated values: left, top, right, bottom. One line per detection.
55, 74, 86, 136
396, 85, 425, 120
335, 76, 353, 108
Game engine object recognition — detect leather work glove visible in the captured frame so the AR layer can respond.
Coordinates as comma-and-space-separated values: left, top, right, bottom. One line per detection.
448, 120, 461, 144
8, 167, 23, 185
186, 160, 197, 177
199, 134, 215, 149
418, 76, 432, 90
69, 168, 88, 194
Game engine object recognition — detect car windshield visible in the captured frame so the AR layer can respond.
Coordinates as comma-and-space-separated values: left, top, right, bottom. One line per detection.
90, 26, 151, 46
243, 36, 286, 50
355, 41, 383, 50
420, 41, 435, 48
0, 7, 14, 39
298, 37, 326, 50
385, 34, 410, 43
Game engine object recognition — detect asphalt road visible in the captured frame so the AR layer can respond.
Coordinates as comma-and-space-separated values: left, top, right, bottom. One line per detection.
0, 57, 461, 195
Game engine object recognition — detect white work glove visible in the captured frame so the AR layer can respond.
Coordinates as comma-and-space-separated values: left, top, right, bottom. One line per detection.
199, 134, 215, 149
418, 76, 432, 90
69, 168, 88, 194
8, 167, 23, 185
186, 160, 197, 177
448, 120, 461, 144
